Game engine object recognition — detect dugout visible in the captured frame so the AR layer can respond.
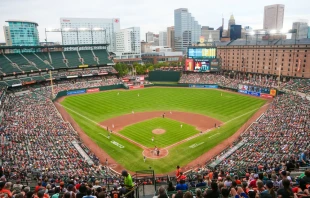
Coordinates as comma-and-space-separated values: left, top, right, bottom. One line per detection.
148, 71, 181, 82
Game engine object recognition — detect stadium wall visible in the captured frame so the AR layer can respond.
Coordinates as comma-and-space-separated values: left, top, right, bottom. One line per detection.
148, 71, 181, 82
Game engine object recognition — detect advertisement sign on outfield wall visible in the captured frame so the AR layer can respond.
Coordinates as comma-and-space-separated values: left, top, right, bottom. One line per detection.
238, 90, 260, 97
189, 84, 218, 89
129, 85, 144, 89
87, 88, 100, 93
260, 93, 274, 99
67, 89, 86, 95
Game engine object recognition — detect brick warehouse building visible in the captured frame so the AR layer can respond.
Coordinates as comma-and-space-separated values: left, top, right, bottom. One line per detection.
216, 39, 310, 78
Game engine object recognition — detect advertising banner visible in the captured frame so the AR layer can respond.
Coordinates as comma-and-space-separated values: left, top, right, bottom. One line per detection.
185, 59, 194, 71
270, 89, 277, 96
247, 91, 261, 97
66, 76, 78, 78
87, 88, 99, 93
67, 89, 86, 95
129, 85, 144, 89
261, 93, 274, 99
189, 84, 218, 89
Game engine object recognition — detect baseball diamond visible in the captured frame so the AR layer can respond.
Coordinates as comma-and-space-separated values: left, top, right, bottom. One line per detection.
57, 87, 267, 174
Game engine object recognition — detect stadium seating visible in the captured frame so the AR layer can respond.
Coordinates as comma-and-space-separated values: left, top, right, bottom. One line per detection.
79, 50, 98, 65
63, 51, 82, 67
0, 54, 22, 74
93, 49, 113, 65
5, 53, 39, 72
49, 51, 69, 68
22, 53, 53, 71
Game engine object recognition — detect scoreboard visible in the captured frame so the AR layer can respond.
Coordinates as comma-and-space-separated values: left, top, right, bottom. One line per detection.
188, 47, 217, 59
185, 47, 220, 72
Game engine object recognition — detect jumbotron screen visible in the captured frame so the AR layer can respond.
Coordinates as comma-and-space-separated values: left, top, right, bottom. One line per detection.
185, 58, 220, 72
188, 47, 217, 59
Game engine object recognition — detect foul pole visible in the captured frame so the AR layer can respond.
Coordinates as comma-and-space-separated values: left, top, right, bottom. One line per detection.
49, 70, 55, 99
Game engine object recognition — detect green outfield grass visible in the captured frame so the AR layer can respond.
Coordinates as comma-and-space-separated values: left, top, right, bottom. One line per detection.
119, 118, 199, 148
60, 87, 266, 173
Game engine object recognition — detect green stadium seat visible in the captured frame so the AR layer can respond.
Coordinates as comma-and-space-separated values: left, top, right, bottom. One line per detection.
0, 54, 22, 74
31, 76, 45, 81
5, 53, 39, 72
79, 50, 98, 65
93, 49, 113, 65
22, 53, 53, 71
50, 51, 68, 69
63, 51, 82, 67
5, 79, 21, 86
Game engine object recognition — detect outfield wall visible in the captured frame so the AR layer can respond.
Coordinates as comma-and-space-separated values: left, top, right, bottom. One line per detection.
54, 84, 125, 101
148, 71, 181, 82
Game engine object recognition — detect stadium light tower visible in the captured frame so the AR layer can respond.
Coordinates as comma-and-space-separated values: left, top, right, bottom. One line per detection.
45, 27, 107, 45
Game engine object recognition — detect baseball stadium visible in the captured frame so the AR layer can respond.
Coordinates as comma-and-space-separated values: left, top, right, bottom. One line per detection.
0, 40, 309, 198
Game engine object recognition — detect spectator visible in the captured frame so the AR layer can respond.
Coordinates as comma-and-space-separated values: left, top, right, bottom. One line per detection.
176, 180, 188, 191
167, 182, 175, 192
157, 186, 168, 198
0, 181, 12, 198
82, 188, 96, 198
277, 179, 294, 198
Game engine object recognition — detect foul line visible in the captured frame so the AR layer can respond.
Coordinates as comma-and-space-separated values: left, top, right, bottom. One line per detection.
56, 101, 269, 152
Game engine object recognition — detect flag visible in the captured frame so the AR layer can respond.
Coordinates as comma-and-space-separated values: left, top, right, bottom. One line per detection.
297, 59, 301, 72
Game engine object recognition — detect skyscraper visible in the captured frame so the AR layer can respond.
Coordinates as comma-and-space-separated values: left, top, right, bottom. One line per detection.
263, 4, 285, 30
159, 31, 167, 46
292, 22, 309, 39
60, 18, 120, 52
174, 8, 201, 53
4, 20, 39, 47
227, 14, 236, 37
230, 25, 242, 40
167, 26, 175, 50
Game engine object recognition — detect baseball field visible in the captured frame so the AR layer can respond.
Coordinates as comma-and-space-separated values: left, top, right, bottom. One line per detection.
58, 87, 266, 174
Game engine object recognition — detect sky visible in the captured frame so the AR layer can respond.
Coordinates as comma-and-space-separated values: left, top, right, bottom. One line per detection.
0, 0, 309, 43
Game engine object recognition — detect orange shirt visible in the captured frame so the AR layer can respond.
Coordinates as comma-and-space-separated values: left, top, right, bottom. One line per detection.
0, 189, 13, 198
208, 172, 213, 180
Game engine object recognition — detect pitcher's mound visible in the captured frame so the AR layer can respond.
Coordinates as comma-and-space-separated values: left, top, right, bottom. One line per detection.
152, 129, 166, 134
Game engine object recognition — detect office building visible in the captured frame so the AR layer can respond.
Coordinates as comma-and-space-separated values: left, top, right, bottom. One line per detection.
228, 15, 236, 37
263, 4, 285, 30
60, 17, 120, 52
167, 26, 175, 51
174, 8, 201, 53
230, 25, 242, 40
159, 31, 167, 46
292, 22, 309, 39
4, 20, 39, 47
308, 27, 310, 38
201, 29, 220, 42
115, 27, 140, 54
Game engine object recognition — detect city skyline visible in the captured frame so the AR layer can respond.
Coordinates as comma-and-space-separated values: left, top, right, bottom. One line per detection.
0, 0, 310, 43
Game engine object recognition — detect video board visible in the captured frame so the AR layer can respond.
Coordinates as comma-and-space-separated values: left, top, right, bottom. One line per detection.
188, 47, 217, 59
185, 58, 220, 72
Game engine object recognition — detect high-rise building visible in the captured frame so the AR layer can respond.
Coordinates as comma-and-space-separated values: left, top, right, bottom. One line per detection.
308, 27, 310, 38
116, 27, 140, 54
167, 26, 175, 51
146, 31, 154, 42
227, 15, 236, 37
60, 18, 120, 52
159, 31, 167, 46
230, 25, 242, 40
174, 8, 201, 53
4, 20, 39, 47
263, 4, 285, 30
292, 22, 309, 39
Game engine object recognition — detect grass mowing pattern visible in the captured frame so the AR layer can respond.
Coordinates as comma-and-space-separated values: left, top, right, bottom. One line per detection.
119, 118, 199, 148
61, 88, 266, 173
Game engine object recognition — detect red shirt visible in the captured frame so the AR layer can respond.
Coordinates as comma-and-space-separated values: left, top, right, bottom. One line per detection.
176, 168, 181, 178
249, 179, 257, 188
